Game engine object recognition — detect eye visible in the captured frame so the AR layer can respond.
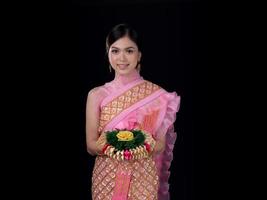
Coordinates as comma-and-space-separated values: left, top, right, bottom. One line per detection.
111, 49, 119, 54
126, 49, 134, 54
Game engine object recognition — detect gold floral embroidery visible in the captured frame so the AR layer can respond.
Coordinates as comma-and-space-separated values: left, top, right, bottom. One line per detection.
92, 157, 159, 200
98, 81, 160, 133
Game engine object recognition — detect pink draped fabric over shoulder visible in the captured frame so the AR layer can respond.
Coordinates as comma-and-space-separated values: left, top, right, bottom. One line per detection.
153, 92, 181, 200
126, 90, 181, 200
91, 72, 181, 200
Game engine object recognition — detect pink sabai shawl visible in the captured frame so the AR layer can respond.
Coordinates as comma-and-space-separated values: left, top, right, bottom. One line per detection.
96, 77, 180, 200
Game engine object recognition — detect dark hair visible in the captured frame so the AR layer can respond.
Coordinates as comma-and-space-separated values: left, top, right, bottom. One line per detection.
106, 23, 141, 53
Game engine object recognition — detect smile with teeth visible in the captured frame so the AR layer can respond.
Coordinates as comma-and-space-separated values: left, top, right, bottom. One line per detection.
117, 64, 129, 69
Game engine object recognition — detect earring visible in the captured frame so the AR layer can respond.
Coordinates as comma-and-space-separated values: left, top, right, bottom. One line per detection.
136, 61, 141, 72
109, 65, 112, 73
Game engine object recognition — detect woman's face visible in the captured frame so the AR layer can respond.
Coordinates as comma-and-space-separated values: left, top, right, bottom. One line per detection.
108, 36, 141, 75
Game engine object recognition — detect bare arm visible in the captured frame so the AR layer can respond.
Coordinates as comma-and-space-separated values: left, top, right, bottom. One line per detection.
85, 88, 104, 156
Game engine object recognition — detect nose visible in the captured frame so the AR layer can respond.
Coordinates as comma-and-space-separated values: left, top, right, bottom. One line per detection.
119, 52, 127, 61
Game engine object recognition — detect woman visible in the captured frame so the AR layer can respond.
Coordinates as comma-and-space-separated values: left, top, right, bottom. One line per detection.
86, 24, 180, 200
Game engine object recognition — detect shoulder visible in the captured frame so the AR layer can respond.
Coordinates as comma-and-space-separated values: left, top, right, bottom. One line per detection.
88, 86, 102, 96
144, 79, 181, 98
143, 80, 162, 90
88, 84, 109, 95
87, 85, 108, 103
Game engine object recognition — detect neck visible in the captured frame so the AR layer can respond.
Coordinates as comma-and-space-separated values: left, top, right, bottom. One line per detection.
113, 70, 141, 86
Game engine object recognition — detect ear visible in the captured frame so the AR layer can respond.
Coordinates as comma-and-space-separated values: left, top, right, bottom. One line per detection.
138, 52, 142, 61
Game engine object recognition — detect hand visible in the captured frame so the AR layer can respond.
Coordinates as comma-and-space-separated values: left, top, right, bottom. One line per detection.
143, 131, 166, 155
152, 136, 165, 155
95, 133, 107, 155
143, 131, 156, 154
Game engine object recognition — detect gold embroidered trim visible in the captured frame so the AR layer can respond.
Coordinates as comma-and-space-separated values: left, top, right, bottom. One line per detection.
92, 157, 159, 200
98, 81, 160, 133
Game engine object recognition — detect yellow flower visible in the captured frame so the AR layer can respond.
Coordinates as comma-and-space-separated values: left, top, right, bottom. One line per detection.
116, 131, 134, 141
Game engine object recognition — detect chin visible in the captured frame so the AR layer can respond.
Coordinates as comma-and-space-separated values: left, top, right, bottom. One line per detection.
117, 71, 131, 75
116, 68, 135, 75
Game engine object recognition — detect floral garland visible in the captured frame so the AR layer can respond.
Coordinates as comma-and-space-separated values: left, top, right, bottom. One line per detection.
101, 129, 155, 161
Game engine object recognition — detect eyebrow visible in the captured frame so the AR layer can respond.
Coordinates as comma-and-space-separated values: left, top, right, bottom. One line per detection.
110, 46, 136, 50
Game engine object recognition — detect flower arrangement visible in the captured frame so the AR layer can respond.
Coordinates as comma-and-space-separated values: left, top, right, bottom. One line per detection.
101, 129, 155, 161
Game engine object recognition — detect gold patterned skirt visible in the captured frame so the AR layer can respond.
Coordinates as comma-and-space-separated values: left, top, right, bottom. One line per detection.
92, 156, 159, 200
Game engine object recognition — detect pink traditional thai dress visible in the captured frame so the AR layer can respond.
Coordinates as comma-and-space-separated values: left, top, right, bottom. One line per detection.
91, 71, 180, 200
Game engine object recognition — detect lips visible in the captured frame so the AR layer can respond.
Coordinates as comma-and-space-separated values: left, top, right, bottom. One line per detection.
117, 64, 129, 70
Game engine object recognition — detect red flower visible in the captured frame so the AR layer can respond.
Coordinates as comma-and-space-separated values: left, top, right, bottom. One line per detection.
144, 142, 151, 153
124, 150, 132, 160
102, 144, 110, 154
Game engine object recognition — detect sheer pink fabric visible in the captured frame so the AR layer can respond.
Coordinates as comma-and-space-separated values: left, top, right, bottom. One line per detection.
153, 93, 180, 200
91, 71, 180, 199
112, 91, 180, 200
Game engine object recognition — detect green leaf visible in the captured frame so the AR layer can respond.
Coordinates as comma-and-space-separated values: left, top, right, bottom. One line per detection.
105, 129, 146, 150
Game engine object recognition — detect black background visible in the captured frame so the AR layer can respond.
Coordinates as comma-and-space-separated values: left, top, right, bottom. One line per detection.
75, 0, 204, 199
